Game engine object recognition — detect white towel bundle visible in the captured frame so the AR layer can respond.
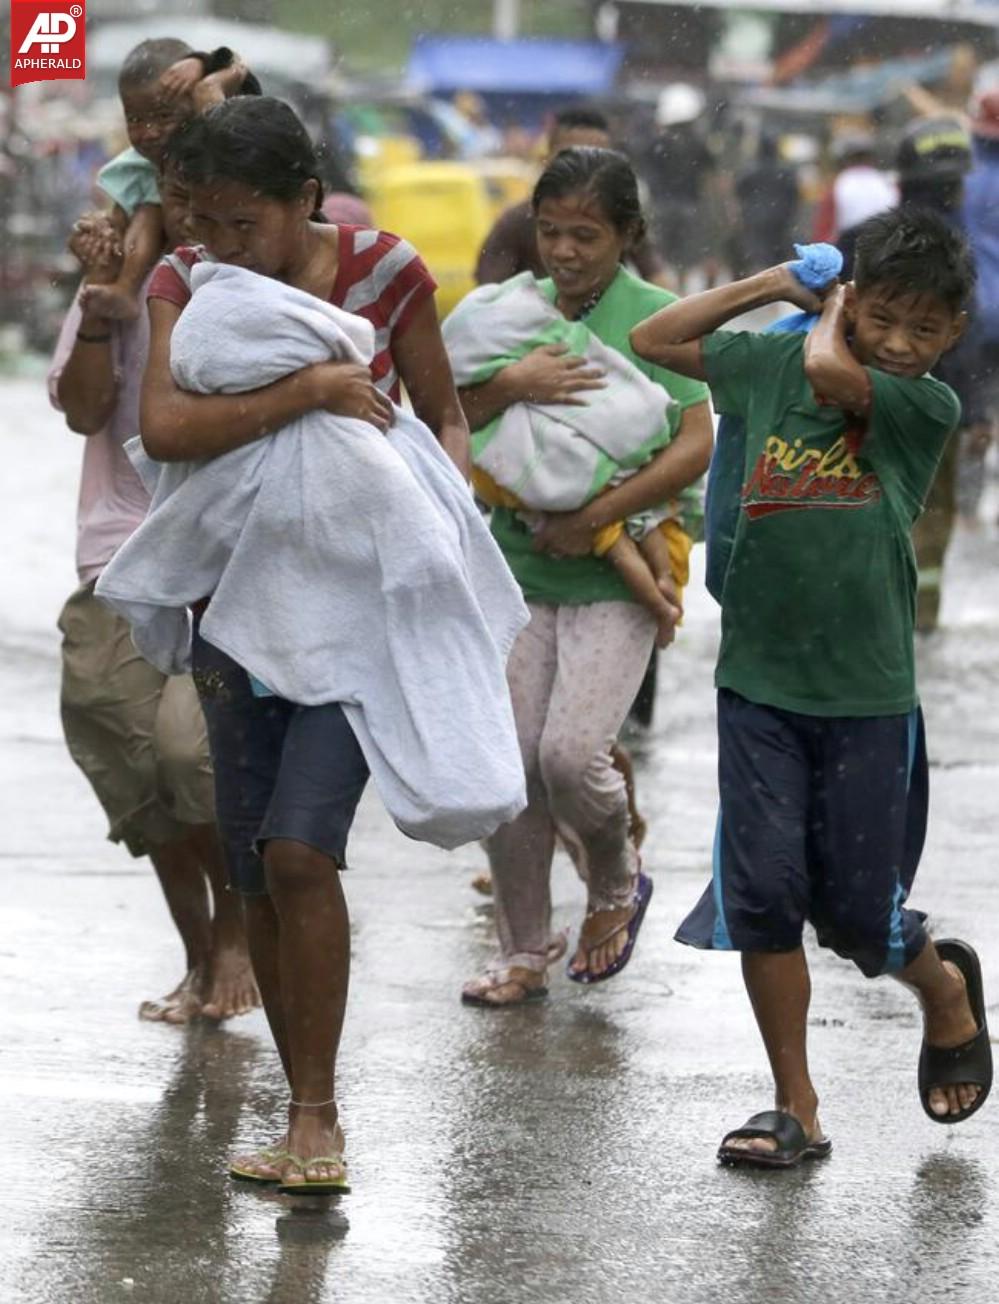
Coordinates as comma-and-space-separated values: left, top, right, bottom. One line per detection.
97, 261, 529, 849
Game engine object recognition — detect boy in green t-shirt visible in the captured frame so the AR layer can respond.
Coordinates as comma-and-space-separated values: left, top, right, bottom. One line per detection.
631, 207, 991, 1167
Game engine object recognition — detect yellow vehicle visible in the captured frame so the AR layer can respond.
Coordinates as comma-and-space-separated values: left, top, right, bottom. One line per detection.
365, 158, 534, 318
469, 156, 537, 217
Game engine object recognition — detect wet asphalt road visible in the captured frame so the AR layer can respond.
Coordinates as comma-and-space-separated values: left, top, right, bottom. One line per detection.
1, 378, 998, 1304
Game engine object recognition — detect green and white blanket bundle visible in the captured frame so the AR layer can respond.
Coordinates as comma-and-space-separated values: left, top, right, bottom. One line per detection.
443, 273, 679, 535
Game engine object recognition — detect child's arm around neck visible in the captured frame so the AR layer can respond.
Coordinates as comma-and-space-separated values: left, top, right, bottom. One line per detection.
629, 265, 822, 378
802, 284, 872, 415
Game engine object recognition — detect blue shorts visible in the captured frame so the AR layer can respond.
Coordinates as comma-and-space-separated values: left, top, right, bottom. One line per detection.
191, 624, 369, 896
676, 689, 930, 977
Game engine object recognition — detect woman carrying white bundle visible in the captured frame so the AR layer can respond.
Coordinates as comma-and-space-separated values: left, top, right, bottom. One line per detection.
99, 97, 526, 1197
453, 147, 713, 1006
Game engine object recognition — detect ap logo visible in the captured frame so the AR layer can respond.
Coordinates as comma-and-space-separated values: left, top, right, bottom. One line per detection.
9, 1, 86, 88
19, 12, 79, 55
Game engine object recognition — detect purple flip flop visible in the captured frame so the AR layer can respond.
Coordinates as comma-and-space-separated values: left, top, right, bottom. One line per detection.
567, 871, 654, 985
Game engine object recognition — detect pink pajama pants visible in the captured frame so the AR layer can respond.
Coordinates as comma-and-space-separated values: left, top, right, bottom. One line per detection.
485, 600, 658, 971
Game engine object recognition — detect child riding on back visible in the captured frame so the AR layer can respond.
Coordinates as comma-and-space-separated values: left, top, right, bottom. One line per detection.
82, 38, 259, 322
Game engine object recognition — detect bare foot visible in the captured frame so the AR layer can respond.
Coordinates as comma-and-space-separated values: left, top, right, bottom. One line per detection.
655, 575, 683, 636
924, 961, 982, 1118
654, 610, 677, 649
201, 945, 260, 1021
138, 969, 203, 1024
80, 282, 140, 321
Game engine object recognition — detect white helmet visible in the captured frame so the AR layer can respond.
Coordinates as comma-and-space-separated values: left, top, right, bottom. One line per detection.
655, 83, 705, 127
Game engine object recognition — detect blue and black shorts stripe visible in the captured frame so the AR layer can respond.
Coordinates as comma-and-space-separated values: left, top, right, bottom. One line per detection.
676, 689, 930, 977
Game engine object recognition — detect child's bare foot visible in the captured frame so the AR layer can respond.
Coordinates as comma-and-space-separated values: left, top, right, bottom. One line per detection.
201, 944, 260, 1021
655, 572, 683, 619
138, 969, 203, 1024
650, 579, 682, 649
656, 577, 683, 635
80, 282, 140, 321
655, 610, 677, 649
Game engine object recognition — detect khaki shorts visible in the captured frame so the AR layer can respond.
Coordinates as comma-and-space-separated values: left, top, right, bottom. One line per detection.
58, 582, 215, 857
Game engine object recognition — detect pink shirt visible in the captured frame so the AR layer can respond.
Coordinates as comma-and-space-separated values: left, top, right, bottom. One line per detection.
48, 284, 152, 584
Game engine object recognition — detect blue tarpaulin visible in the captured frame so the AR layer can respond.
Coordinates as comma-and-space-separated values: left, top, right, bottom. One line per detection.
407, 36, 625, 98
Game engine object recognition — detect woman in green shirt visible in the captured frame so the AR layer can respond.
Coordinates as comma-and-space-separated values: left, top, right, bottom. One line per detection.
458, 148, 713, 1005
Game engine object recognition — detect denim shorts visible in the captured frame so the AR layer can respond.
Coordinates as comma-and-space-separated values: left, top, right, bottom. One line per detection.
676, 689, 930, 977
191, 623, 369, 895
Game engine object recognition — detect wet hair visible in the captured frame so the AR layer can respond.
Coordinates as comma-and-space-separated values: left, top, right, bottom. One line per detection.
853, 205, 975, 311
163, 97, 326, 219
552, 105, 610, 135
532, 147, 646, 243
119, 38, 192, 92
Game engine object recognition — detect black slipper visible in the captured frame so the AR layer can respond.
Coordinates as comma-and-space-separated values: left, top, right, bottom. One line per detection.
717, 1111, 832, 1170
919, 938, 993, 1125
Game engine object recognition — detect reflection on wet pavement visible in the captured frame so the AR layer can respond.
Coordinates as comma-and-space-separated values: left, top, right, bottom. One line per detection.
1, 383, 997, 1303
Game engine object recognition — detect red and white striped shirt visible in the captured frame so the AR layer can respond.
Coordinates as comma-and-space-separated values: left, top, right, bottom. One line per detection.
147, 226, 437, 403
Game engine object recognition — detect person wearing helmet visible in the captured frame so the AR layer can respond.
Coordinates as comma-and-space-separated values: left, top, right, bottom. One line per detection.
638, 84, 717, 293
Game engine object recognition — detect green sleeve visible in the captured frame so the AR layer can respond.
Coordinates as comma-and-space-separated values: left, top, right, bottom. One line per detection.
96, 148, 161, 216
702, 331, 807, 418
865, 370, 961, 508
700, 331, 760, 417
